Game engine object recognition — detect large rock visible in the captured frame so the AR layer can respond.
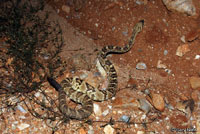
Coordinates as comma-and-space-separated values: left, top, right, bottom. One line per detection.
162, 0, 196, 16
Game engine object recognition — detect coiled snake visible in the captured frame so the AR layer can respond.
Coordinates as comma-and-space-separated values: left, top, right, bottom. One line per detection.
47, 20, 144, 120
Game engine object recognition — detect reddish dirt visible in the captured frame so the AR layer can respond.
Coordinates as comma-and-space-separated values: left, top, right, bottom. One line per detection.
46, 0, 200, 133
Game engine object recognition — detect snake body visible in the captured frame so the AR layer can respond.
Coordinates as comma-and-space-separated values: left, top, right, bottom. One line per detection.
48, 20, 144, 120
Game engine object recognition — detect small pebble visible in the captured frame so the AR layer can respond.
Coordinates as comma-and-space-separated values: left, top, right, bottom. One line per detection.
164, 50, 168, 55
108, 105, 112, 109
143, 89, 150, 95
120, 115, 130, 123
162, 19, 168, 26
34, 92, 40, 97
13, 121, 19, 124
176, 44, 190, 57
88, 30, 92, 34
165, 103, 174, 110
141, 114, 146, 120
195, 55, 200, 59
135, 0, 144, 5
43, 55, 49, 60
95, 23, 99, 27
117, 110, 123, 114
93, 103, 102, 116
137, 131, 145, 134
79, 73, 88, 79
111, 17, 116, 22
19, 116, 26, 119
189, 76, 200, 89
88, 126, 94, 134
112, 26, 116, 31
98, 34, 103, 39
136, 62, 147, 70
17, 105, 27, 113
11, 124, 16, 130
157, 60, 167, 69
122, 28, 128, 36
112, 111, 117, 114
17, 123, 30, 130
180, 35, 186, 43
102, 109, 109, 116
62, 5, 70, 14
138, 98, 152, 113
104, 125, 114, 134
7, 82, 12, 88
152, 93, 165, 111
164, 69, 172, 74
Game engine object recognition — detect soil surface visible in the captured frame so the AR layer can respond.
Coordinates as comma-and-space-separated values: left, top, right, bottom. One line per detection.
1, 0, 200, 134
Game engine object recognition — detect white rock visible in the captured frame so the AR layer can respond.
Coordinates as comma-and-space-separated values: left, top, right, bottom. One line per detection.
137, 131, 145, 134
93, 103, 102, 116
141, 114, 146, 120
136, 62, 147, 70
79, 73, 88, 79
95, 23, 99, 27
180, 35, 186, 43
164, 50, 168, 55
88, 125, 94, 134
165, 69, 172, 74
17, 123, 30, 130
138, 98, 152, 113
135, 0, 142, 5
108, 105, 112, 109
102, 109, 109, 116
11, 124, 16, 130
34, 92, 40, 97
104, 125, 114, 134
162, 0, 196, 16
157, 60, 167, 69
19, 116, 26, 119
120, 115, 130, 123
17, 105, 27, 113
117, 110, 123, 114
195, 55, 200, 59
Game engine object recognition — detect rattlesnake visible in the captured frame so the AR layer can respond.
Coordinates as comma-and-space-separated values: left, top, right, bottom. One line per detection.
47, 20, 144, 120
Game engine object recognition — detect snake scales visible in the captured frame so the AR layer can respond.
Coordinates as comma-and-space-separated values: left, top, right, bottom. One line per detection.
47, 20, 144, 120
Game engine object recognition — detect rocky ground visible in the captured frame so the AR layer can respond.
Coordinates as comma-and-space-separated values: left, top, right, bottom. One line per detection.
1, 0, 200, 134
